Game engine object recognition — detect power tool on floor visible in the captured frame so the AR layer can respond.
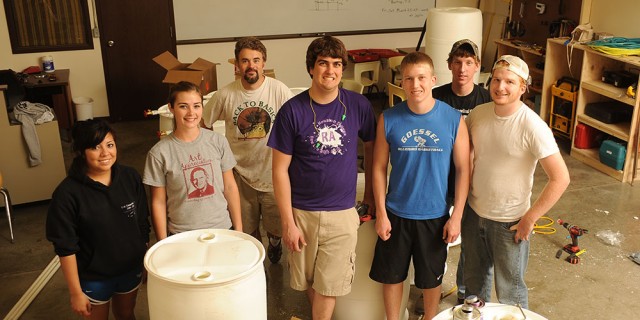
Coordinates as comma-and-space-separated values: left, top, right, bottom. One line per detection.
355, 202, 372, 224
556, 219, 588, 264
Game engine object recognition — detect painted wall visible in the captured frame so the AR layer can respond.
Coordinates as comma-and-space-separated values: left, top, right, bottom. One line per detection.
479, 0, 510, 72
588, 0, 638, 37
2, 0, 635, 118
0, 0, 420, 117
177, 33, 423, 91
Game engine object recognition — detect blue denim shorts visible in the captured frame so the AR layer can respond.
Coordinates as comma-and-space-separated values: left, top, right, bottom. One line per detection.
80, 265, 143, 304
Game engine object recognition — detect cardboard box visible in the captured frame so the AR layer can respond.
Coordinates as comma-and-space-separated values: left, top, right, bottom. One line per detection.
153, 51, 219, 94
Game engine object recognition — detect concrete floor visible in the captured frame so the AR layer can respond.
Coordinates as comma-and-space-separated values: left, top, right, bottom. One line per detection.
1, 98, 640, 319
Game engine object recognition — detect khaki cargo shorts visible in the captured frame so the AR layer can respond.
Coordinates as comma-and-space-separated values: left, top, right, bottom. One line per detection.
288, 207, 359, 296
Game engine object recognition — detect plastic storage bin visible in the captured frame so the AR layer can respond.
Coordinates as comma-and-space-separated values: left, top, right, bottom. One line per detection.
599, 140, 626, 170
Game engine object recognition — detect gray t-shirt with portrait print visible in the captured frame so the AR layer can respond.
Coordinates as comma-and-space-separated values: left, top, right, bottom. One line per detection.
143, 129, 237, 234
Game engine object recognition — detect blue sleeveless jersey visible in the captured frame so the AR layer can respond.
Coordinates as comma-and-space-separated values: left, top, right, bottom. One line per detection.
383, 100, 461, 219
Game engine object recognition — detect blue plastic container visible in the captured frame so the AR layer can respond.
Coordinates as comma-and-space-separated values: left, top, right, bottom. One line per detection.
599, 140, 626, 170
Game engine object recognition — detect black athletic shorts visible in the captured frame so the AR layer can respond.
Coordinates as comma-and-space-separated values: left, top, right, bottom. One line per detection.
369, 209, 449, 289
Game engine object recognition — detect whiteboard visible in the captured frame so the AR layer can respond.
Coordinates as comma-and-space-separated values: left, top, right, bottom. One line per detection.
174, 0, 435, 42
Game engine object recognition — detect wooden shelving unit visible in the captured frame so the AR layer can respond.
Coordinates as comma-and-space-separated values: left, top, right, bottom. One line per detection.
541, 39, 640, 183
540, 38, 584, 124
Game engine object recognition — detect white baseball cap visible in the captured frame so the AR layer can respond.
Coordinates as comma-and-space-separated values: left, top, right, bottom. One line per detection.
493, 55, 531, 84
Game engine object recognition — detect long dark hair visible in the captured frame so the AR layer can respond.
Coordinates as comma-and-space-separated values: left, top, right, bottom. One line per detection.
71, 119, 116, 171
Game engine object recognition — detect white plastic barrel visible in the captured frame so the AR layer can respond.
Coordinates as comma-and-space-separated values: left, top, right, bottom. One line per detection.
333, 220, 410, 320
72, 97, 93, 121
425, 7, 483, 86
144, 229, 266, 320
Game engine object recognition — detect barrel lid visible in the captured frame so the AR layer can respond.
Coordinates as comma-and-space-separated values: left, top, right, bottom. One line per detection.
144, 229, 265, 285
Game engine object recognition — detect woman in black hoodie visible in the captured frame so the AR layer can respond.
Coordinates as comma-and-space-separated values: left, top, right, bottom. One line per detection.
47, 119, 150, 320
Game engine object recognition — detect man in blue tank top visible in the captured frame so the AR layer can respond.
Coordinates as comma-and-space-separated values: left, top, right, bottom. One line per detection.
369, 51, 470, 320
412, 39, 491, 312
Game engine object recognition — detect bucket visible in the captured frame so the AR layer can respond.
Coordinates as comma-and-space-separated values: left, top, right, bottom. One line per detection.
73, 97, 94, 121
425, 7, 483, 86
144, 229, 267, 320
333, 220, 410, 320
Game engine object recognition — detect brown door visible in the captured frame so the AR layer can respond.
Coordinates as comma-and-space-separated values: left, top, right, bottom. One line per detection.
95, 0, 176, 121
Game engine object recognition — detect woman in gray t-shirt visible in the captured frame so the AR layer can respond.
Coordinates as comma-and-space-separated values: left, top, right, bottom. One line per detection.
143, 81, 242, 240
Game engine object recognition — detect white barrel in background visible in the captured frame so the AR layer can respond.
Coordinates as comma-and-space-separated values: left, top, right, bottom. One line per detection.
425, 7, 483, 86
144, 229, 267, 320
333, 220, 410, 320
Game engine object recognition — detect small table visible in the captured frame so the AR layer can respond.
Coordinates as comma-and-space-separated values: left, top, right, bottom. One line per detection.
23, 69, 73, 137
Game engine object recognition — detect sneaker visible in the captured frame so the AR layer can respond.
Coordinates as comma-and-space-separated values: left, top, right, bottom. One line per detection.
267, 238, 282, 264
414, 293, 424, 315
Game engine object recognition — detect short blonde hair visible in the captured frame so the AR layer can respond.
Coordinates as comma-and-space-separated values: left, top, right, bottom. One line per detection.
400, 51, 434, 76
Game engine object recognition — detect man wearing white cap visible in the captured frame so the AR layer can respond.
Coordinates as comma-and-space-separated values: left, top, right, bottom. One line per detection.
462, 55, 570, 308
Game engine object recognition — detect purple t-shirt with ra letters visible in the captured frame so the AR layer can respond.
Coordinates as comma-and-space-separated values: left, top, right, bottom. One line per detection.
267, 88, 376, 211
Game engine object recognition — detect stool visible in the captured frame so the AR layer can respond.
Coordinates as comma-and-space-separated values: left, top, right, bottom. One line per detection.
0, 188, 15, 243
0, 172, 15, 243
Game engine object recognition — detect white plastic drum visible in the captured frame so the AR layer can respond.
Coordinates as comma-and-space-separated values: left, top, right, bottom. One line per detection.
144, 229, 266, 320
425, 7, 483, 86
333, 220, 410, 320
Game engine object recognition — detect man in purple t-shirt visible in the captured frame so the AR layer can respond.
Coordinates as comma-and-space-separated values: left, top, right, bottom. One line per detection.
267, 36, 376, 320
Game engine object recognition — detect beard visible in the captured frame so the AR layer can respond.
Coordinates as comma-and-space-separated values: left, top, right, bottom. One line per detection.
243, 68, 260, 84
